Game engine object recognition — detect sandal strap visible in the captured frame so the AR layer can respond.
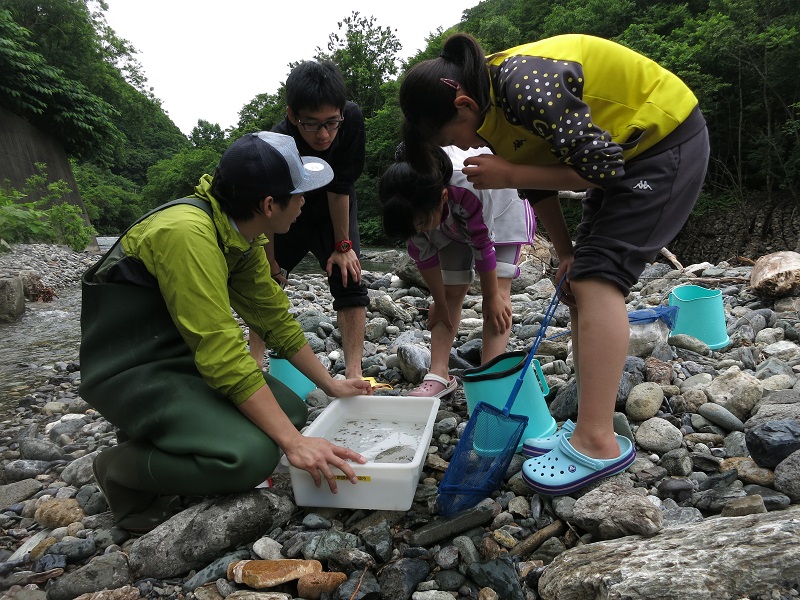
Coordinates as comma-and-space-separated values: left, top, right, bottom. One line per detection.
560, 419, 577, 433
422, 373, 450, 386
558, 435, 606, 471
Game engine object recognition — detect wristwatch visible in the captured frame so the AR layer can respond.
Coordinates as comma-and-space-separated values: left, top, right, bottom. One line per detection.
335, 239, 353, 253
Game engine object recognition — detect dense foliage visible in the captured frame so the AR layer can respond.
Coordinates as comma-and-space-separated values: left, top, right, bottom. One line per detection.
1, 0, 798, 245
0, 163, 96, 251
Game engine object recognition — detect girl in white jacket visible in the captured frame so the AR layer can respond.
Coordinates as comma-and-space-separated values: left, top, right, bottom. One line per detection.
380, 145, 536, 397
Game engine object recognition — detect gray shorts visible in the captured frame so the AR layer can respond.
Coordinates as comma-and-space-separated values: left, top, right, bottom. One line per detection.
440, 243, 522, 285
570, 126, 710, 294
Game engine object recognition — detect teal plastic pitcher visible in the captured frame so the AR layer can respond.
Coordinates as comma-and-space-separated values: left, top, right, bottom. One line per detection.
268, 353, 316, 400
668, 285, 730, 350
462, 350, 557, 451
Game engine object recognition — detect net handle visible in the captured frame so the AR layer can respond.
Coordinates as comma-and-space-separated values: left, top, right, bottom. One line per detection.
502, 275, 565, 415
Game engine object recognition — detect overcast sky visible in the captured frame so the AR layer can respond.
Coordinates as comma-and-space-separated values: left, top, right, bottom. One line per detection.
102, 0, 478, 135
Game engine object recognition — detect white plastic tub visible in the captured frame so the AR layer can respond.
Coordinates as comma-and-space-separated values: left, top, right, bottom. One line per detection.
283, 395, 440, 511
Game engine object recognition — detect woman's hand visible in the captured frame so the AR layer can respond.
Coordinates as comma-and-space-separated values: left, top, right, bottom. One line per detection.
283, 435, 367, 492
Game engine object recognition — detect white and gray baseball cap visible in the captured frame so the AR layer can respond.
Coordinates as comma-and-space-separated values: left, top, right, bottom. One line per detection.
216, 131, 333, 200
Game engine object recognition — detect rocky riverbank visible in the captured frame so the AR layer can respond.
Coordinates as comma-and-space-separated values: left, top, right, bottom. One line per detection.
1, 243, 800, 600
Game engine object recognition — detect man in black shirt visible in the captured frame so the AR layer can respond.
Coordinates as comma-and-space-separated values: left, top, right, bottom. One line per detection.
250, 60, 369, 380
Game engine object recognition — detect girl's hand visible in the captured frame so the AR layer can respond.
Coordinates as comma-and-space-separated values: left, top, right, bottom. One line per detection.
554, 253, 576, 307
483, 293, 512, 334
427, 300, 453, 333
283, 436, 367, 492
462, 154, 517, 189
325, 378, 373, 398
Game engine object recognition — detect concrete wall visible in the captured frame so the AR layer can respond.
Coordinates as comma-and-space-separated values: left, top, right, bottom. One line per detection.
0, 105, 94, 245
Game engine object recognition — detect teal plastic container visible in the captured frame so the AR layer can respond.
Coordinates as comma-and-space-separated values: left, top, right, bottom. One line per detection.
668, 285, 730, 350
268, 353, 316, 400
462, 350, 557, 451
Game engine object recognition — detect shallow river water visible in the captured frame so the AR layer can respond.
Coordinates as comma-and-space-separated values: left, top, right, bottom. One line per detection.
0, 244, 397, 418
0, 285, 82, 417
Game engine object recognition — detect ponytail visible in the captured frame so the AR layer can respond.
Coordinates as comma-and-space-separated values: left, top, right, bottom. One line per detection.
399, 33, 490, 171
442, 34, 490, 113
379, 145, 453, 240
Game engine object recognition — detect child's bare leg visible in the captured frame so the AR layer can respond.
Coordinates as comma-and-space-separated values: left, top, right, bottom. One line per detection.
568, 278, 629, 459
480, 277, 513, 364
569, 305, 580, 396
428, 284, 469, 379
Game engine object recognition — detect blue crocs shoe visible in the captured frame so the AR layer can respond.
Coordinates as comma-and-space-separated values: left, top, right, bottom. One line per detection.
521, 419, 576, 458
521, 433, 636, 496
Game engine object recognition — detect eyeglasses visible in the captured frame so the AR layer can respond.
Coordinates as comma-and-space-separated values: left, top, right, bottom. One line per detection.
439, 78, 462, 91
296, 118, 345, 133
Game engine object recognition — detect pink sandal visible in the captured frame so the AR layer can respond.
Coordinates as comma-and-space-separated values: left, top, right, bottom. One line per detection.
409, 373, 458, 398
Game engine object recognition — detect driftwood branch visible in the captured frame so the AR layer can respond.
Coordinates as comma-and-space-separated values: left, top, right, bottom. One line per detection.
659, 247, 684, 270
510, 519, 568, 557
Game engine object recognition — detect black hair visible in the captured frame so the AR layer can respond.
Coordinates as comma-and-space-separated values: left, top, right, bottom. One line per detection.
285, 60, 347, 114
399, 34, 491, 172
211, 168, 292, 221
379, 145, 453, 241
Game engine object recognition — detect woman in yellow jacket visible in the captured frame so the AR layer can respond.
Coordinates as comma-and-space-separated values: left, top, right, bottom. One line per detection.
400, 33, 709, 495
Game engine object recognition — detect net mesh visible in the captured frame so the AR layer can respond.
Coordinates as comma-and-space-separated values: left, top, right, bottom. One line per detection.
435, 401, 528, 517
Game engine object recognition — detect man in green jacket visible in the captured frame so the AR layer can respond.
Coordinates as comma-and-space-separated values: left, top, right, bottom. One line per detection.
80, 131, 372, 533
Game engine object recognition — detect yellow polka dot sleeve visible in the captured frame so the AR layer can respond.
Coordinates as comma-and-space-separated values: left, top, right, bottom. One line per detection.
494, 55, 624, 183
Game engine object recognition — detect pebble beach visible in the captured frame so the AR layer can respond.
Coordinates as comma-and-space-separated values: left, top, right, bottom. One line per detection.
1, 242, 800, 600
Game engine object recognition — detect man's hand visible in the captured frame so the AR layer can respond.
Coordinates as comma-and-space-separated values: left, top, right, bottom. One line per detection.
326, 378, 373, 398
283, 436, 367, 493
326, 250, 361, 287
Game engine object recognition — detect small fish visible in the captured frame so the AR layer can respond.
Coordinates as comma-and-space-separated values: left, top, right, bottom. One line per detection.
373, 445, 416, 463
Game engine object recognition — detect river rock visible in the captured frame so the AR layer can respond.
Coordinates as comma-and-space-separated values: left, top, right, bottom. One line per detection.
745, 419, 800, 469
625, 382, 664, 421
0, 276, 25, 323
127, 490, 294, 579
749, 251, 800, 297
539, 507, 800, 599
773, 449, 800, 501
635, 417, 683, 453
571, 482, 663, 539
703, 366, 764, 421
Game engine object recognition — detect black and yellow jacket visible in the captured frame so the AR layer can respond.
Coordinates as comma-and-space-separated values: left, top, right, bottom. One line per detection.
478, 34, 703, 186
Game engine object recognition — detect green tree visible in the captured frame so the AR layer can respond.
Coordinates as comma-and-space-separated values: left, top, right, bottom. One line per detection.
72, 161, 144, 234
316, 12, 402, 119
190, 119, 228, 153
141, 147, 222, 210
679, 0, 800, 200
540, 0, 637, 38
0, 9, 123, 161
234, 89, 287, 136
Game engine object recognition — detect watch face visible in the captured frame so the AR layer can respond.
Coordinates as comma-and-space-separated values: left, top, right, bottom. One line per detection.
338, 240, 352, 252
